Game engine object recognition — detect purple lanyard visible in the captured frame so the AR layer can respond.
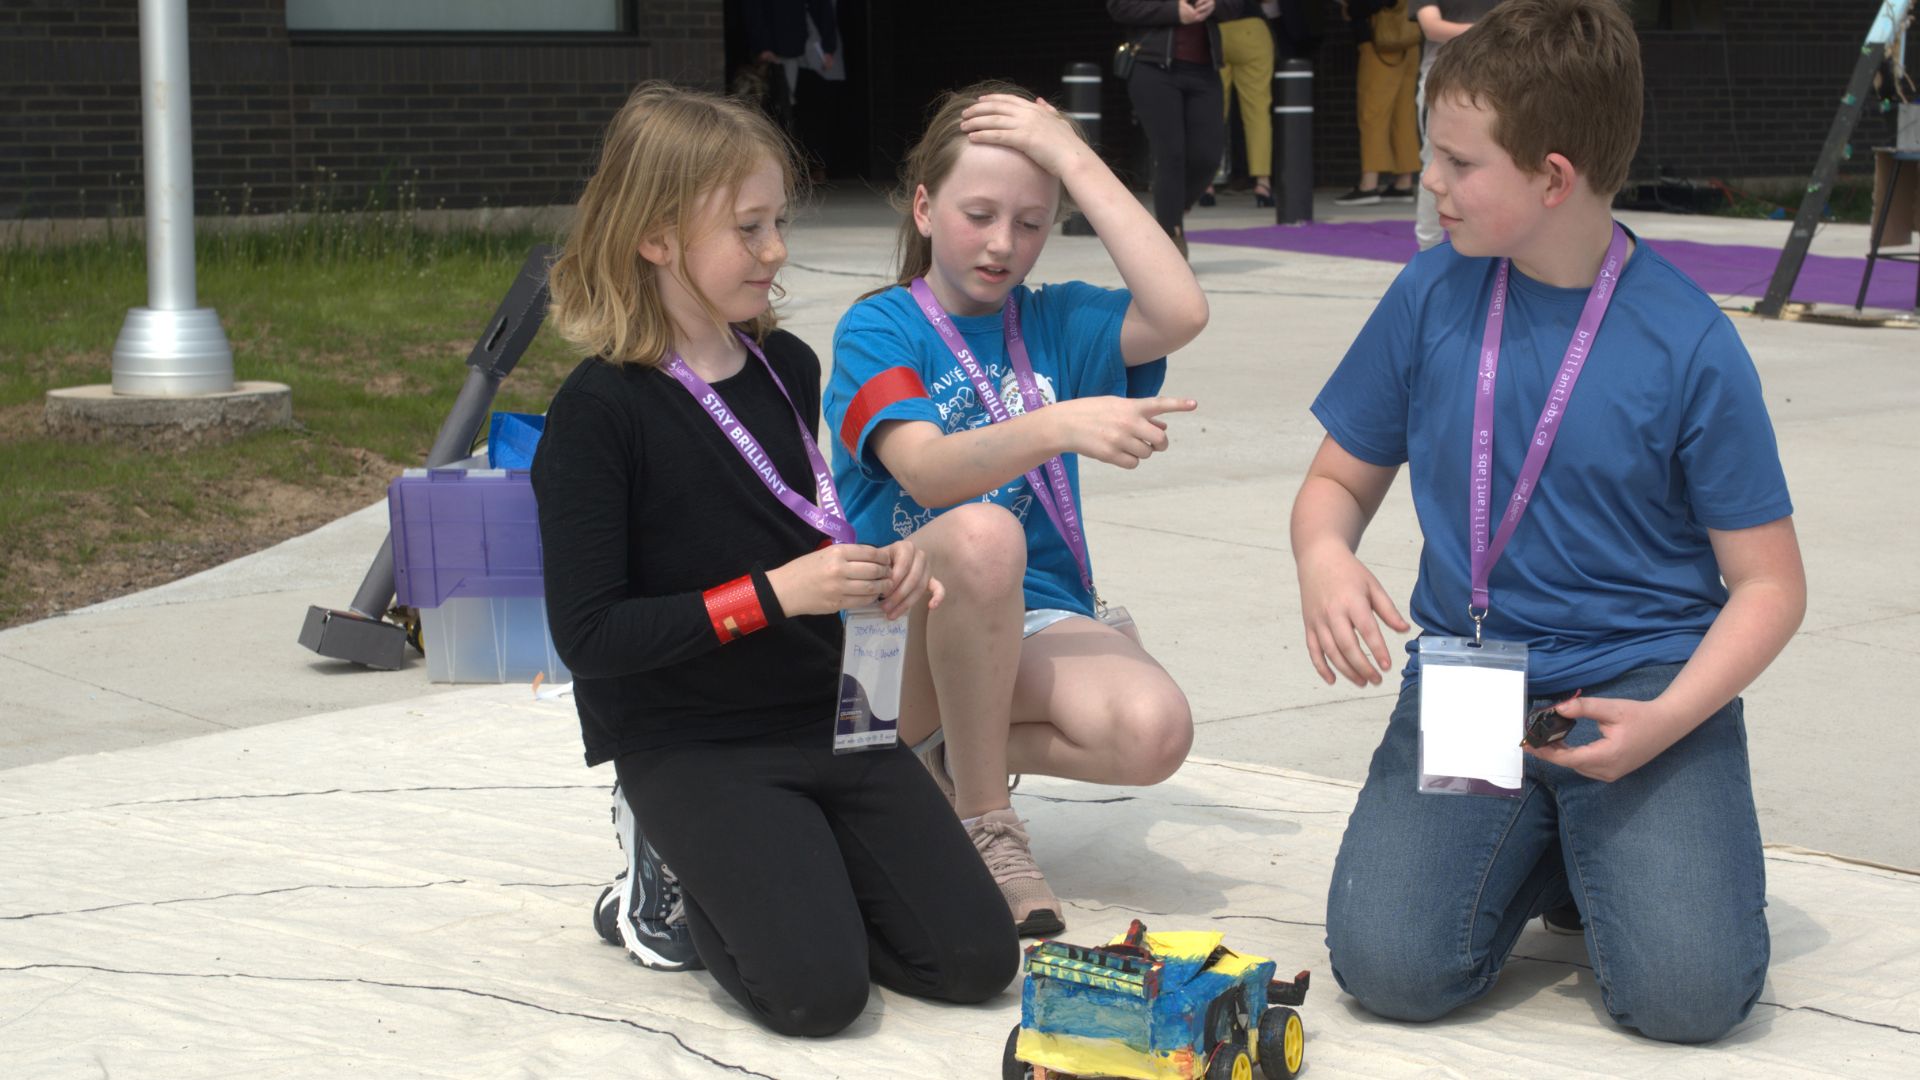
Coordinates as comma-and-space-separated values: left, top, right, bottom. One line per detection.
664, 331, 857, 545
1469, 223, 1629, 629
907, 278, 1094, 596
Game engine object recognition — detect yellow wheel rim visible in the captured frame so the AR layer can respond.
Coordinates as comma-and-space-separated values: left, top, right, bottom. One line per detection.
1232, 1050, 1252, 1080
1284, 1014, 1305, 1071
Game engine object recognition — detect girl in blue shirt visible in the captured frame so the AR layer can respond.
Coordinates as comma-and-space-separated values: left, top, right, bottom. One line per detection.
825, 81, 1209, 936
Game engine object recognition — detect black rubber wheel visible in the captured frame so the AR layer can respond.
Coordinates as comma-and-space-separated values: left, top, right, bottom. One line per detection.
1257, 1006, 1305, 1080
1003, 1023, 1031, 1080
1206, 1041, 1253, 1080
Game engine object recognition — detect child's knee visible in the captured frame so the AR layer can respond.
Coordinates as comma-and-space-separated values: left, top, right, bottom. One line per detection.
1107, 682, 1192, 785
1602, 958, 1764, 1045
1326, 901, 1484, 1023
925, 502, 1025, 596
931, 930, 1022, 1005
749, 969, 870, 1038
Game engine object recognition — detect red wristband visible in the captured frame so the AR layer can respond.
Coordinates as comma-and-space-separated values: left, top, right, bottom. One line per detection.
703, 575, 769, 643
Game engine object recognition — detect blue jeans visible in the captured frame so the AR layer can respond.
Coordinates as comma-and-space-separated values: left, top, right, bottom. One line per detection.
1325, 663, 1769, 1044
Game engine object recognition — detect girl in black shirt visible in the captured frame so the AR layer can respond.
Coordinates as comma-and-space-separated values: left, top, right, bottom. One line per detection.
532, 83, 1016, 1037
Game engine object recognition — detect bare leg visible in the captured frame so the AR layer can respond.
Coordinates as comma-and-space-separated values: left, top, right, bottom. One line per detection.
1006, 618, 1193, 788
894, 502, 1027, 820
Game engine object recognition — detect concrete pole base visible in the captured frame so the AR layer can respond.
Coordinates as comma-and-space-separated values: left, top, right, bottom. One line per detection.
44, 382, 293, 449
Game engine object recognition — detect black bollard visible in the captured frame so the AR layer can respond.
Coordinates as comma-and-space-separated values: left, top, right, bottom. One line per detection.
1061, 61, 1101, 236
1272, 59, 1314, 224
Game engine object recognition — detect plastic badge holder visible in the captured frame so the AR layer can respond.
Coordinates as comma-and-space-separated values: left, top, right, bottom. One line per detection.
388, 463, 571, 685
1417, 637, 1525, 798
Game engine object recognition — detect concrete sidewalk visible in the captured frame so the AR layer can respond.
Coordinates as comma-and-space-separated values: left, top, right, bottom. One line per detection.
2, 189, 1914, 873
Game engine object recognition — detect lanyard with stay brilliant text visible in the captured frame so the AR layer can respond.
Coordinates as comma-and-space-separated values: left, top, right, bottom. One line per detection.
906, 278, 1094, 596
663, 330, 857, 545
1468, 222, 1629, 640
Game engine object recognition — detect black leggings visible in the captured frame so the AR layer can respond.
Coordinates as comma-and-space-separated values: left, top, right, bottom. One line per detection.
615, 725, 1019, 1037
1127, 59, 1226, 233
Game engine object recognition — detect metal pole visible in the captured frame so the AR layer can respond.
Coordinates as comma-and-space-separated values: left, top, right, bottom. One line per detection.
112, 0, 234, 396
1061, 62, 1101, 237
1755, 0, 1913, 318
1272, 59, 1314, 224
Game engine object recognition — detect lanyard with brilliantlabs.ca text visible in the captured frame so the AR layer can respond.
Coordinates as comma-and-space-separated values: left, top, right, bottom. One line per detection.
1467, 222, 1629, 639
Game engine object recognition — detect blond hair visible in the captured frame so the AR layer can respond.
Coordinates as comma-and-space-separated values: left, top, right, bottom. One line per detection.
1426, 0, 1642, 197
548, 82, 799, 366
864, 80, 1086, 301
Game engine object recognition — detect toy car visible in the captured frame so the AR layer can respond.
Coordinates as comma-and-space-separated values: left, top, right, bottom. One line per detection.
1003, 919, 1309, 1080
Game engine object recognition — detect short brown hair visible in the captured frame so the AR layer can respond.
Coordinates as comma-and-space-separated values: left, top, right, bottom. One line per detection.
548, 82, 799, 366
1426, 0, 1642, 196
863, 80, 1087, 300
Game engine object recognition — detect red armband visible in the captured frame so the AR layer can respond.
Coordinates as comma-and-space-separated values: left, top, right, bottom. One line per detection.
703, 575, 769, 643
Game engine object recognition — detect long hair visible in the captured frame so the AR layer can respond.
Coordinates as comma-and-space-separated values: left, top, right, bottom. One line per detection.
863, 80, 1086, 300
548, 82, 800, 366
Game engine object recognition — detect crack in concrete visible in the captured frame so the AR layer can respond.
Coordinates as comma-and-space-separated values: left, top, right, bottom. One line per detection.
1212, 913, 1327, 929
0, 783, 604, 821
1, 879, 469, 922
1507, 954, 1920, 1038
0, 651, 225, 728
0, 962, 790, 1078
1169, 801, 1345, 815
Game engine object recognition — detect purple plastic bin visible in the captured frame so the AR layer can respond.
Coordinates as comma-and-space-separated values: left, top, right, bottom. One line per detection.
388, 467, 546, 610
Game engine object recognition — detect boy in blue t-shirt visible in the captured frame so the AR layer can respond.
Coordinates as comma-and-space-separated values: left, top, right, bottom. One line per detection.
1293, 0, 1805, 1044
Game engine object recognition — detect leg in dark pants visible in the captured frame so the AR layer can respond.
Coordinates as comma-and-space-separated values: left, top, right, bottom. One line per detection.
616, 727, 1018, 1038
1128, 60, 1225, 234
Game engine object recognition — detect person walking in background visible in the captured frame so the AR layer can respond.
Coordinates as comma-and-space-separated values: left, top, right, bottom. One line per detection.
1337, 0, 1422, 206
1413, 1, 1503, 248
1109, 1, 1252, 256
1208, 3, 1281, 207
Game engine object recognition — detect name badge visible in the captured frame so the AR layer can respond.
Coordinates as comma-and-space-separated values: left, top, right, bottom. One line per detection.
1417, 637, 1525, 798
833, 608, 906, 754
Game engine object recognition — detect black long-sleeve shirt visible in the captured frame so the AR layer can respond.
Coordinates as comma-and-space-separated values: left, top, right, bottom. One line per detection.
531, 331, 842, 765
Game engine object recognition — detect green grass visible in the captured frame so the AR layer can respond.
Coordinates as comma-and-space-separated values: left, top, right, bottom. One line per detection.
0, 213, 585, 626
1713, 178, 1877, 224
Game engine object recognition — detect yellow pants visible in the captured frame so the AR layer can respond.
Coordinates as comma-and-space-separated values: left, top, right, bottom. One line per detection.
1218, 17, 1274, 180
1355, 41, 1421, 176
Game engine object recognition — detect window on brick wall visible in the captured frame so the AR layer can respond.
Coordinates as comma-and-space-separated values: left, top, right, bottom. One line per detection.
1628, 0, 1724, 31
287, 0, 631, 34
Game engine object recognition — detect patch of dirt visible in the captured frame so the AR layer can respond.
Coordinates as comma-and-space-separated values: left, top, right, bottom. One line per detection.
0, 446, 399, 629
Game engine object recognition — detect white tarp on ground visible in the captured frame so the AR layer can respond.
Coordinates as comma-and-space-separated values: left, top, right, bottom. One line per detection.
2, 685, 1915, 1079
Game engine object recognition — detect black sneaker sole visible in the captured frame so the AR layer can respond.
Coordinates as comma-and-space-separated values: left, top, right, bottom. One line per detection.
1016, 910, 1066, 938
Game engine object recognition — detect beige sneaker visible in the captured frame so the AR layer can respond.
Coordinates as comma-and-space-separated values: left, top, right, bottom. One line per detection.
967, 807, 1065, 938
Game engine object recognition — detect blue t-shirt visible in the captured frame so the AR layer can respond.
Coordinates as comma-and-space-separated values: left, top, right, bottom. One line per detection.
1311, 231, 1793, 692
826, 281, 1165, 615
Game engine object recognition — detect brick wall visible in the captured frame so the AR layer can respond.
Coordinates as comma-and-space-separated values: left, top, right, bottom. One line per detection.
0, 0, 724, 219
0, 1, 1900, 220
872, 1, 1900, 192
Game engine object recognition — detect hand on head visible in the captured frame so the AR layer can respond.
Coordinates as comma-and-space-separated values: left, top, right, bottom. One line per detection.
958, 94, 1090, 178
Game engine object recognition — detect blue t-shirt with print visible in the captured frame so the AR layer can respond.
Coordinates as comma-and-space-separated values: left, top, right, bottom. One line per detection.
1311, 230, 1793, 693
826, 280, 1165, 616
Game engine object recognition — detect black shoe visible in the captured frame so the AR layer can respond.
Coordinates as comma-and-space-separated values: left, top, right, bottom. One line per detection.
1542, 902, 1584, 936
1253, 184, 1274, 208
596, 781, 703, 971
1334, 186, 1385, 206
1198, 189, 1217, 207
1380, 185, 1417, 202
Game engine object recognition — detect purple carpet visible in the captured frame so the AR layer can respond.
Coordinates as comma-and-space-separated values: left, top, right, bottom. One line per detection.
1185, 220, 1920, 310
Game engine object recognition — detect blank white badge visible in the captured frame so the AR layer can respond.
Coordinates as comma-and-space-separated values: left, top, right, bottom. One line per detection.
1419, 661, 1524, 791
